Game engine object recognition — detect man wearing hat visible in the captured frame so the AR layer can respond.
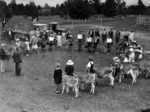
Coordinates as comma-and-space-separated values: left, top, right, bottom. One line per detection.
0, 43, 7, 73
12, 47, 22, 76
113, 57, 122, 78
15, 39, 21, 48
128, 46, 135, 62
65, 60, 74, 76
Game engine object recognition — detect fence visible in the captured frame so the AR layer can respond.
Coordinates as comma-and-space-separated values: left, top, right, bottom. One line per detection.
137, 16, 150, 25
59, 16, 136, 26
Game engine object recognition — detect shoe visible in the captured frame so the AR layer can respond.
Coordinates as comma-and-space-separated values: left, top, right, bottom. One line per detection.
55, 91, 61, 94
1, 70, 5, 73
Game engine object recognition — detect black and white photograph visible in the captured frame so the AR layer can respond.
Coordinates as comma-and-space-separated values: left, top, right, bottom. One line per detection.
0, 0, 150, 112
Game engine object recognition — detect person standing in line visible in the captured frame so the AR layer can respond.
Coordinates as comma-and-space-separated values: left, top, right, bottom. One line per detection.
93, 36, 99, 54
106, 36, 112, 54
101, 28, 107, 44
0, 43, 7, 73
88, 29, 94, 38
56, 32, 62, 51
86, 35, 93, 53
115, 30, 121, 45
77, 31, 83, 51
12, 47, 22, 76
53, 62, 62, 94
129, 31, 134, 42
7, 28, 12, 44
108, 28, 114, 45
2, 18, 6, 30
48, 34, 54, 51
124, 29, 130, 42
25, 37, 30, 56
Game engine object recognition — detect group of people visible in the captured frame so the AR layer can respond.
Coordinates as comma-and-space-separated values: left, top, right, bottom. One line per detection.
0, 43, 22, 76
5, 26, 140, 57
53, 56, 95, 93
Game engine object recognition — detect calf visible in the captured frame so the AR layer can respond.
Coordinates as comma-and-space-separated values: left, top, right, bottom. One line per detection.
113, 63, 141, 84
95, 67, 114, 87
78, 73, 96, 94
126, 68, 140, 84
61, 74, 79, 99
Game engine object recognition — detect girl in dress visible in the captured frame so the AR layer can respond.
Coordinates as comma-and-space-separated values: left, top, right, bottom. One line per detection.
56, 32, 62, 51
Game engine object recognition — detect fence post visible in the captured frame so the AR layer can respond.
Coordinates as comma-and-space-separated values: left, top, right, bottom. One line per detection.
100, 18, 102, 25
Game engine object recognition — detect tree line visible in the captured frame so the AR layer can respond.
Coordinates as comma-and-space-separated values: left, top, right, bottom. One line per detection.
0, 0, 150, 20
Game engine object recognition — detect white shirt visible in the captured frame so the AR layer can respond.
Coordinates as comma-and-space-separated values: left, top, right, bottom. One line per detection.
86, 61, 93, 68
9, 31, 11, 35
106, 38, 112, 43
48, 36, 54, 41
77, 34, 83, 39
87, 37, 92, 42
129, 32, 134, 41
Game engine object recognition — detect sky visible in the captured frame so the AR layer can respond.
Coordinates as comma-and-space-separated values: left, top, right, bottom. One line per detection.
4, 0, 150, 7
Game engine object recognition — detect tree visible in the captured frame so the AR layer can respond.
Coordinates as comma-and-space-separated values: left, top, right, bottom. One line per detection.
0, 1, 12, 19
103, 0, 117, 17
60, 0, 95, 19
116, 0, 126, 16
137, 0, 146, 15
90, 0, 102, 14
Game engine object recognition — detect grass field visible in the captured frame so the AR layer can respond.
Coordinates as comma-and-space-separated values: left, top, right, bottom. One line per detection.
0, 16, 150, 112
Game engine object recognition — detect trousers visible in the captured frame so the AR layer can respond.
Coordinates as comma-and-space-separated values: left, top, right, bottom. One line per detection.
15, 63, 21, 76
0, 60, 5, 73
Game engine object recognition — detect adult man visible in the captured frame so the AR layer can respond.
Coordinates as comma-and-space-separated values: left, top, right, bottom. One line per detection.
77, 31, 83, 51
65, 60, 74, 76
12, 47, 22, 76
2, 19, 6, 30
86, 35, 92, 53
7, 28, 12, 44
106, 36, 112, 53
124, 30, 130, 42
115, 30, 121, 45
0, 43, 7, 73
88, 29, 94, 38
129, 31, 134, 42
108, 28, 114, 45
101, 28, 107, 44
93, 36, 99, 54
113, 57, 122, 77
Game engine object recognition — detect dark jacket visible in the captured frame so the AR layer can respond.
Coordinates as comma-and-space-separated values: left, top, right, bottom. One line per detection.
53, 68, 62, 84
0, 48, 6, 60
65, 65, 74, 76
13, 51, 22, 63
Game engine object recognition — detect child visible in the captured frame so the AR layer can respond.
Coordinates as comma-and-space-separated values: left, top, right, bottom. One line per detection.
69, 37, 73, 52
53, 62, 62, 94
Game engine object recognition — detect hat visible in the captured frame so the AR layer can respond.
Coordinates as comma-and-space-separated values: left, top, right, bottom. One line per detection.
16, 39, 20, 41
113, 57, 120, 62
67, 60, 74, 65
1, 43, 7, 47
129, 48, 134, 52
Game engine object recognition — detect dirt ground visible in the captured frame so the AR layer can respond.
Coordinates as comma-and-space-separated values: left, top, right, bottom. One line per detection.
0, 23, 150, 112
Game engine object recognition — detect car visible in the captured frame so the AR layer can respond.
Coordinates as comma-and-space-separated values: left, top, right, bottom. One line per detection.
33, 23, 48, 32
